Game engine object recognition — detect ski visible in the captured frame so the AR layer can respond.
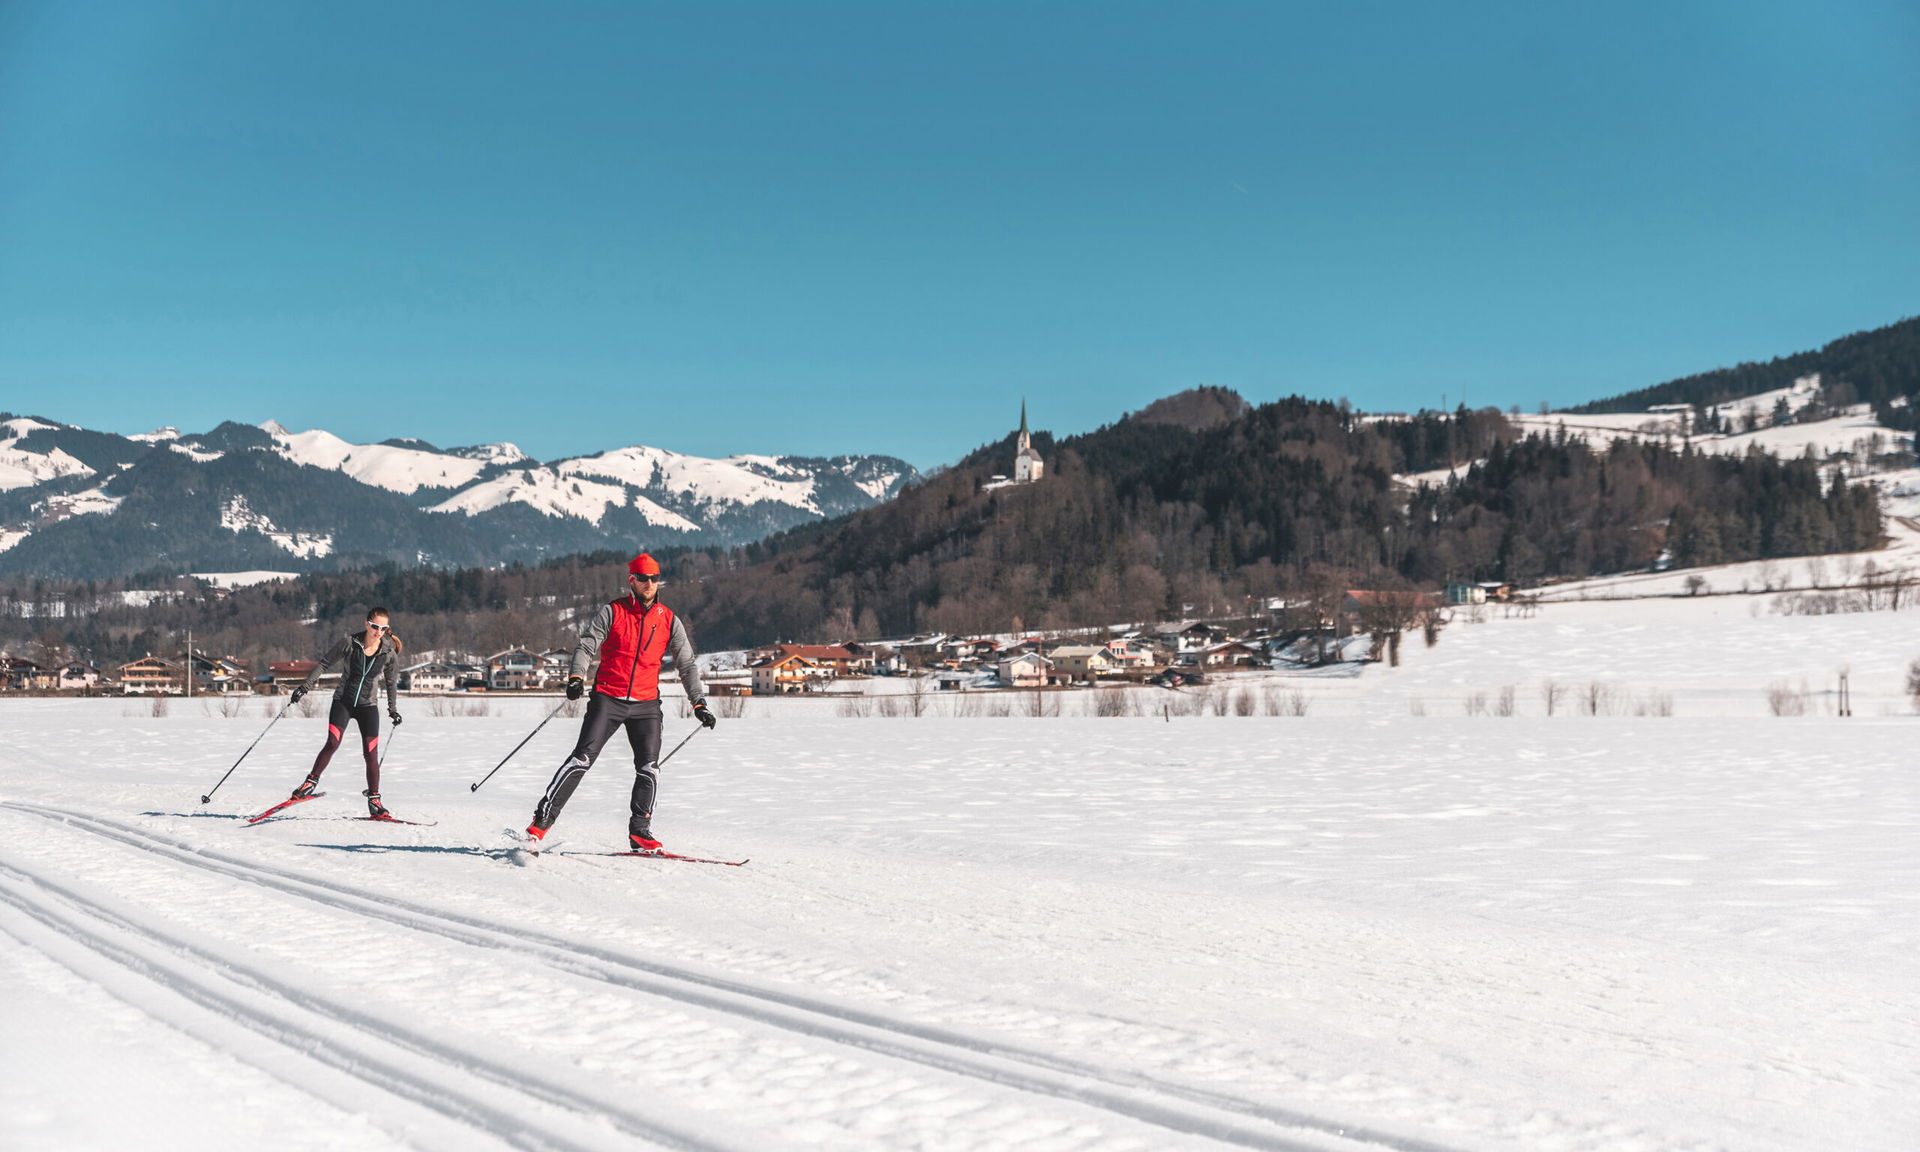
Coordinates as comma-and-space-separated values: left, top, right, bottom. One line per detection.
355, 815, 438, 826
246, 793, 324, 824
608, 849, 749, 867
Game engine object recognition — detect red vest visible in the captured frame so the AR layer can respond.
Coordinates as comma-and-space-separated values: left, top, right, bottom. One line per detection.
593, 596, 676, 700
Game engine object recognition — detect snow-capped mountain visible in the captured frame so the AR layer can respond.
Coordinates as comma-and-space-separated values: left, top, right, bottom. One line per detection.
0, 416, 917, 578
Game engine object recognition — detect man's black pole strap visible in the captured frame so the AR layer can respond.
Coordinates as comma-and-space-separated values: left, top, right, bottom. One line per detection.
469, 700, 569, 793
200, 703, 291, 804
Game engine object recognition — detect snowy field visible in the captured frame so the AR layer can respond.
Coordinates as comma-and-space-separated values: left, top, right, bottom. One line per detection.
5, 589, 1919, 1150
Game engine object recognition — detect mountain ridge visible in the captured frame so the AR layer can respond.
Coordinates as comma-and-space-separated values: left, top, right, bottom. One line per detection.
0, 415, 916, 578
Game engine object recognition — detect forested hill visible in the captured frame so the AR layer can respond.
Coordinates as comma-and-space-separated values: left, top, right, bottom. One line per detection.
655, 391, 1878, 649
1564, 314, 1920, 426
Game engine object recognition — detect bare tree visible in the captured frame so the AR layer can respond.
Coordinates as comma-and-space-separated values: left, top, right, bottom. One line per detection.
1352, 586, 1434, 668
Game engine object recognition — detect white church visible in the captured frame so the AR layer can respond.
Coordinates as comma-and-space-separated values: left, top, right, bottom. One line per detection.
984, 402, 1045, 490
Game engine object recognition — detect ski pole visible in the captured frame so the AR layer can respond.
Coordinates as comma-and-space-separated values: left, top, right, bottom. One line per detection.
469, 700, 569, 793
655, 725, 703, 771
200, 703, 292, 805
379, 724, 399, 769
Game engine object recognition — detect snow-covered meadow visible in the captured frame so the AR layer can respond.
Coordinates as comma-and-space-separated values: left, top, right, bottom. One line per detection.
4, 580, 1917, 1151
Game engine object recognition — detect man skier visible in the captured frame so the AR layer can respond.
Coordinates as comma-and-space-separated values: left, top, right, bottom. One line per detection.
524, 553, 715, 851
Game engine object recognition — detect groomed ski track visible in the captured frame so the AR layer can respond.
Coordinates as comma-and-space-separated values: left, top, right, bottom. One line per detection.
3, 800, 1458, 1152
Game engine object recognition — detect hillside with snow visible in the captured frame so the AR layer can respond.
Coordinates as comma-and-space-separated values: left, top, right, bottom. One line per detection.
1396, 373, 1915, 511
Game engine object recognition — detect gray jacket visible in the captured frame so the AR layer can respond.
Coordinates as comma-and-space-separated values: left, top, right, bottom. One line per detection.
296, 631, 400, 712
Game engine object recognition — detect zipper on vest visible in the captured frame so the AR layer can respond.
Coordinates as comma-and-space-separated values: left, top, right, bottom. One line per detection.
626, 598, 646, 697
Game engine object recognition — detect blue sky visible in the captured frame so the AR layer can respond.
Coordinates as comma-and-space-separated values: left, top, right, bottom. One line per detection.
2, 1, 1915, 470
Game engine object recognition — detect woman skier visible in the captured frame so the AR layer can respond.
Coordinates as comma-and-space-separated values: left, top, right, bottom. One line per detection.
284, 606, 405, 818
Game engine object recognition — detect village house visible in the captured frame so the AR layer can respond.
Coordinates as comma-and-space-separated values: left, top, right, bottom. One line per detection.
1, 657, 43, 691
1048, 644, 1112, 680
58, 661, 107, 691
1101, 637, 1155, 670
885, 634, 947, 667
538, 649, 571, 689
443, 662, 485, 690
399, 661, 459, 693
938, 637, 1001, 666
266, 660, 323, 693
996, 651, 1053, 688
118, 655, 184, 694
771, 644, 862, 675
751, 653, 817, 694
1200, 641, 1266, 668
487, 648, 541, 691
844, 642, 900, 675
1161, 622, 1229, 654
188, 652, 252, 694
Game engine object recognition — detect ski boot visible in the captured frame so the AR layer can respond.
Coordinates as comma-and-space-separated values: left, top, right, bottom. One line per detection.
628, 822, 663, 853
290, 777, 320, 800
364, 790, 390, 820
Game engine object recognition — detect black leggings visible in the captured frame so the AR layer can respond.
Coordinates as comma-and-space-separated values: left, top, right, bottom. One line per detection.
309, 698, 382, 793
532, 692, 662, 834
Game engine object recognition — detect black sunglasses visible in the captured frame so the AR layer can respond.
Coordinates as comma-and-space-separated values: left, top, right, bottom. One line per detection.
629, 574, 662, 583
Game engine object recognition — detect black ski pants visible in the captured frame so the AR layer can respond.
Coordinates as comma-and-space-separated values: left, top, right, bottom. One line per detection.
531, 692, 661, 834
309, 699, 382, 793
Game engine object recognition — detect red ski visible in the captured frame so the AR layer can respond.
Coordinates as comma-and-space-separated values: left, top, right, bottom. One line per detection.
246, 793, 325, 824
609, 849, 749, 867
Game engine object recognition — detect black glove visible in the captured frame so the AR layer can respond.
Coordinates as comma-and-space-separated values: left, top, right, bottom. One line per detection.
566, 676, 584, 700
693, 700, 716, 729
288, 686, 306, 704
388, 709, 402, 726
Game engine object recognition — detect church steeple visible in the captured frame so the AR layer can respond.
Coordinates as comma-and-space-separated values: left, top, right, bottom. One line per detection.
1012, 399, 1044, 484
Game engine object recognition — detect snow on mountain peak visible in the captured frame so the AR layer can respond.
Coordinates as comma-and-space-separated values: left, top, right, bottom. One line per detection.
564, 446, 820, 511
426, 469, 681, 528
0, 442, 93, 492
258, 421, 492, 495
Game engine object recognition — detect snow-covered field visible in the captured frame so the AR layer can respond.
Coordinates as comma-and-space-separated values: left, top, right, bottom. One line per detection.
5, 588, 1918, 1150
